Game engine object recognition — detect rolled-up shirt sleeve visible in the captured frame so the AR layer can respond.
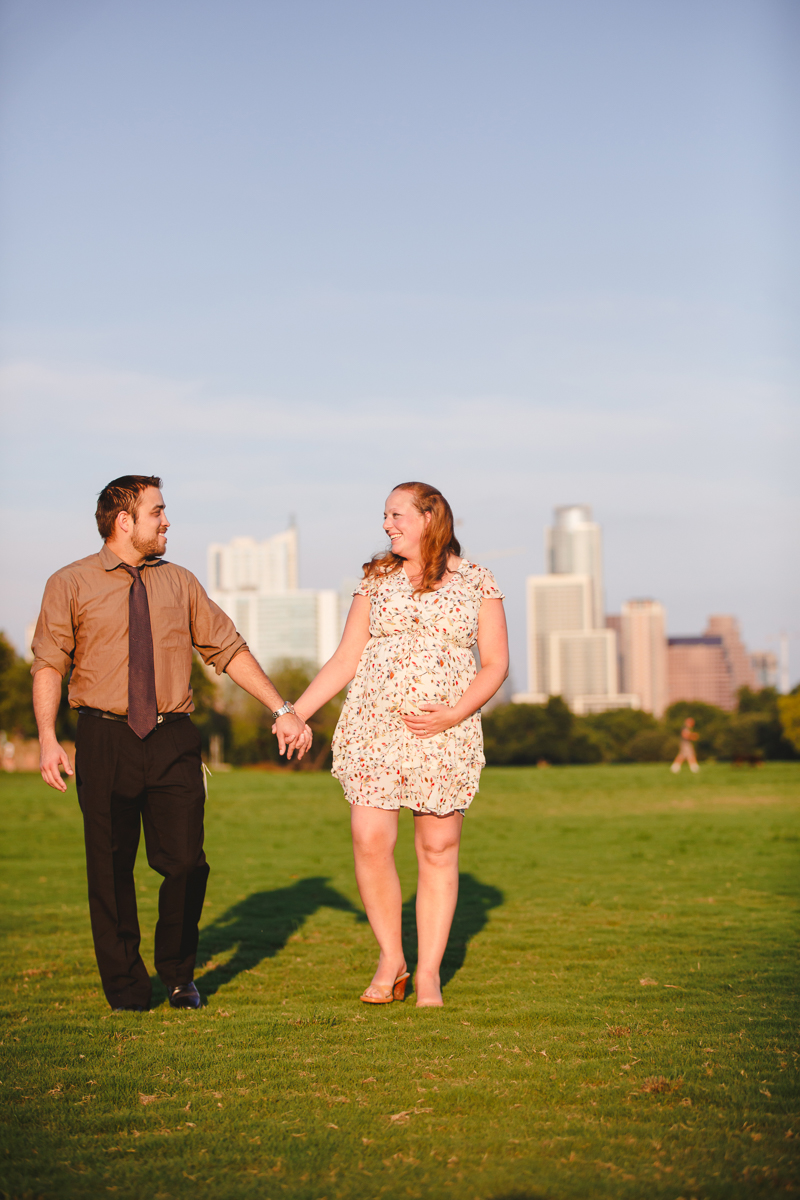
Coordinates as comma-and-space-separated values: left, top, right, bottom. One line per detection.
188, 574, 248, 674
31, 572, 76, 678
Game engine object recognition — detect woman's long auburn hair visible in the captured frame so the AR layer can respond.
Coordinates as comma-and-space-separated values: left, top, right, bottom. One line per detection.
363, 482, 462, 596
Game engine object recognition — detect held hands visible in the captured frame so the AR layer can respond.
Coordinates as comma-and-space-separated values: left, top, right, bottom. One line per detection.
401, 702, 458, 740
273, 713, 313, 761
39, 737, 74, 792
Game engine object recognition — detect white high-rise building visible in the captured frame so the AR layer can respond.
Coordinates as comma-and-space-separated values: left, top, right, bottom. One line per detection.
523, 574, 594, 697
546, 504, 604, 629
548, 629, 620, 705
208, 528, 339, 672
620, 599, 668, 717
514, 574, 626, 711
208, 530, 298, 594
513, 506, 639, 714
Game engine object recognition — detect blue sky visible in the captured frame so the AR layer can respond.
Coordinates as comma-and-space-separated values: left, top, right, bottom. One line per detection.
1, 0, 798, 688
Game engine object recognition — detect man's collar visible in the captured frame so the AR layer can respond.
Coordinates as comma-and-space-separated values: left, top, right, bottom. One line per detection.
99, 543, 124, 571
99, 542, 166, 572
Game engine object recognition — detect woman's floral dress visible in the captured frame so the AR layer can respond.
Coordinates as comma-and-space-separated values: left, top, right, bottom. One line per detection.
331, 561, 505, 815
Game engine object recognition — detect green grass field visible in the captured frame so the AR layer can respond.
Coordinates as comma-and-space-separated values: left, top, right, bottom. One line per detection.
1, 763, 799, 1199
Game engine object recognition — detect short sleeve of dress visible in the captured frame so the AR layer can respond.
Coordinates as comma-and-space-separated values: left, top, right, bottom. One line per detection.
352, 576, 375, 599
474, 565, 505, 601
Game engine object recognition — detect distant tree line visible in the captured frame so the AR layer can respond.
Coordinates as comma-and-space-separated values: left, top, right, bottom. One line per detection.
0, 632, 77, 744
482, 688, 800, 766
2, 630, 799, 771
195, 658, 344, 771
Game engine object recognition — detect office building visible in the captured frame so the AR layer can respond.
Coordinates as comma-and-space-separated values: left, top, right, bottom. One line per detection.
218, 590, 340, 672
704, 615, 755, 693
514, 546, 638, 712
619, 599, 668, 716
208, 529, 298, 593
667, 636, 735, 710
667, 617, 755, 711
548, 628, 629, 713
605, 614, 624, 689
523, 574, 594, 698
751, 651, 778, 689
546, 504, 604, 628
208, 528, 339, 672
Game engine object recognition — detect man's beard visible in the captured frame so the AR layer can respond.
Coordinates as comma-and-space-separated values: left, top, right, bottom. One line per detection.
131, 525, 167, 558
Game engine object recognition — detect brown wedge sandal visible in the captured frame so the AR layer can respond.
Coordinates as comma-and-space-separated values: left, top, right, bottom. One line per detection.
360, 971, 410, 1005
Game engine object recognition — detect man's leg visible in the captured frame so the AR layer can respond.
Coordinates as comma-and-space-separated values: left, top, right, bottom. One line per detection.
74, 715, 151, 1009
141, 718, 209, 990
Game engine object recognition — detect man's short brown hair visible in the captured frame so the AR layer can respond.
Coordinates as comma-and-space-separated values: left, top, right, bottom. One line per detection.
96, 475, 163, 540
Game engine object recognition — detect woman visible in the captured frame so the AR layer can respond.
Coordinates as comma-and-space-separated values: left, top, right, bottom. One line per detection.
671, 716, 700, 773
292, 482, 508, 1007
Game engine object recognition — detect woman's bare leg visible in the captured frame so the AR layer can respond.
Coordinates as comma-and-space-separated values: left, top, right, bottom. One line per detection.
671, 748, 686, 773
350, 805, 406, 997
413, 812, 463, 1007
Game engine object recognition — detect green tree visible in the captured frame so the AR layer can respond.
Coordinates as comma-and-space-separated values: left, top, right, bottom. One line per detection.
225, 658, 344, 771
188, 656, 231, 756
777, 689, 800, 755
0, 630, 78, 743
482, 696, 602, 766
714, 713, 766, 761
0, 632, 37, 738
580, 707, 660, 762
663, 701, 730, 761
625, 727, 680, 763
734, 686, 797, 760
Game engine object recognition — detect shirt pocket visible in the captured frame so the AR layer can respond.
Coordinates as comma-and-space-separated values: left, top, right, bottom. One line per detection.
156, 606, 192, 650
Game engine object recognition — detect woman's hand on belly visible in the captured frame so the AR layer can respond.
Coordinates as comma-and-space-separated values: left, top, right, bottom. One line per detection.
401, 702, 459, 739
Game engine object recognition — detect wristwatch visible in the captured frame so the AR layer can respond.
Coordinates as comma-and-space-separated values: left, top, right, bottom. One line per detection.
272, 700, 296, 719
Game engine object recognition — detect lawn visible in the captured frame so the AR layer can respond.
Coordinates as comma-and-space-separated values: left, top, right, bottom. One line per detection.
1, 762, 799, 1199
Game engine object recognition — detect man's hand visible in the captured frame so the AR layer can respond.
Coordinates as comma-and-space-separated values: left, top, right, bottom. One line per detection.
275, 713, 312, 761
225, 653, 313, 760
33, 668, 72, 792
40, 736, 74, 792
401, 703, 458, 740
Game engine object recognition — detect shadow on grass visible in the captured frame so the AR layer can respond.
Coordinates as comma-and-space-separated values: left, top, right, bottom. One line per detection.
188, 876, 363, 999
151, 870, 503, 1004
402, 871, 504, 989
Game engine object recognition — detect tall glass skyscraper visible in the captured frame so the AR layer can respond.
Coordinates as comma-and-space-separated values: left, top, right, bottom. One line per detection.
546, 504, 604, 629
515, 505, 639, 714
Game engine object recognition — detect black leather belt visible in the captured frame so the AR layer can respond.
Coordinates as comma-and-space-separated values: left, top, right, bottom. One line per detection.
77, 708, 189, 725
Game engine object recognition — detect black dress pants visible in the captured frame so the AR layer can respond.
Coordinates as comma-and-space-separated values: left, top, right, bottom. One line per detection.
74, 713, 209, 1009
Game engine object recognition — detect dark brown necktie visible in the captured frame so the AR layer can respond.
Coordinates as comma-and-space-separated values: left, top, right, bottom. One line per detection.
122, 565, 158, 739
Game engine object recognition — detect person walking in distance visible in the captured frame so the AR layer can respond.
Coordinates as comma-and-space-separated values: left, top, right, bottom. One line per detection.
671, 716, 700, 773
31, 476, 310, 1012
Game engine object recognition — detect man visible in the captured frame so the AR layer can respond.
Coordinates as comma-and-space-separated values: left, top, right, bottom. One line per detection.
32, 475, 310, 1012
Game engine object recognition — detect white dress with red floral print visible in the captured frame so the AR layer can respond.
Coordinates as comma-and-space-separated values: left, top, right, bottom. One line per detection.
331, 561, 505, 815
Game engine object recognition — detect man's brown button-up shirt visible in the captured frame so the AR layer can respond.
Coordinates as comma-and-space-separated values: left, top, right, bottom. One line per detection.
31, 542, 248, 715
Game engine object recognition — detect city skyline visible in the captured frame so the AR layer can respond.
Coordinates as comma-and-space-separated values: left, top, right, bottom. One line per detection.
9, 498, 797, 700
1, 2, 797, 688
198, 506, 785, 709
516, 503, 781, 713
